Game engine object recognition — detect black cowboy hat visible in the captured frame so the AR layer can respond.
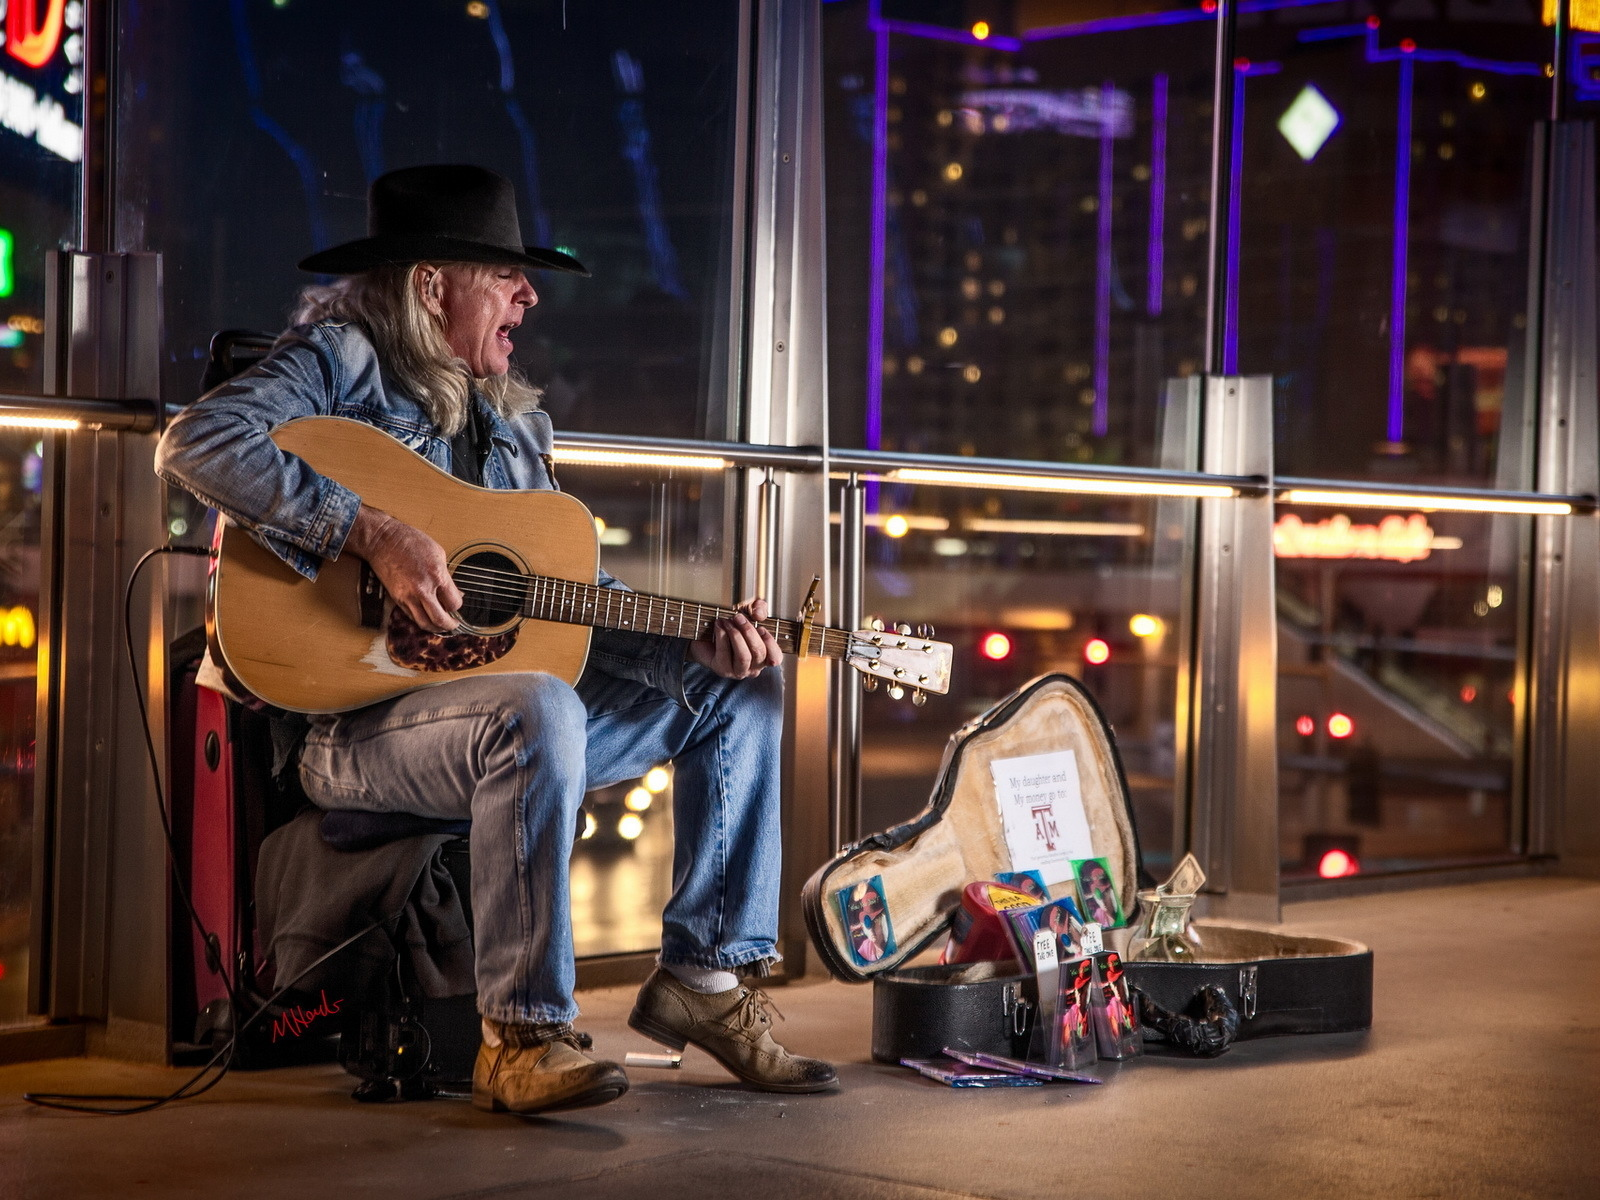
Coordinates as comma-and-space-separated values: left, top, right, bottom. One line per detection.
298, 163, 588, 277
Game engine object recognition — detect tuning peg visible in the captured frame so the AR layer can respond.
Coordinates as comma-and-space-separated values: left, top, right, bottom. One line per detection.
912, 688, 928, 707
916, 623, 935, 639
870, 616, 886, 633
887, 683, 905, 700
861, 674, 878, 692
895, 622, 911, 635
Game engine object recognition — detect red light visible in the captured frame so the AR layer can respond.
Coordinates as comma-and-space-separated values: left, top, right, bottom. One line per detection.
1318, 848, 1359, 879
1295, 715, 1315, 737
1201, 0, 1217, 12
981, 632, 1012, 661
1327, 713, 1355, 739
1365, 14, 1380, 28
1234, 57, 1251, 71
6, 0, 65, 69
1400, 38, 1417, 52
1460, 685, 1477, 703
1084, 638, 1110, 665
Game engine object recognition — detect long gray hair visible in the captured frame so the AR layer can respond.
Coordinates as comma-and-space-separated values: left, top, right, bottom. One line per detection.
293, 262, 541, 436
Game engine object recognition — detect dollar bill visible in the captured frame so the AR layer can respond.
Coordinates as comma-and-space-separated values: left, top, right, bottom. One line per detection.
1159, 852, 1206, 897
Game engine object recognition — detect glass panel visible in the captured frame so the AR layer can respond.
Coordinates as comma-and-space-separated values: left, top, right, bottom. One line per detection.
823, 1, 1216, 464
850, 482, 1186, 878
116, 1, 746, 958
0, 15, 80, 1020
1275, 504, 1521, 880
116, 0, 741, 440
0, 8, 83, 395
1233, 8, 1553, 487
560, 463, 730, 957
0, 433, 45, 1022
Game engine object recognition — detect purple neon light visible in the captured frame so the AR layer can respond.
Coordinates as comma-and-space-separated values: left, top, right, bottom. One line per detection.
1148, 73, 1168, 316
1223, 65, 1247, 375
1094, 80, 1115, 437
1388, 52, 1415, 445
865, 15, 889, 456
1299, 22, 1543, 76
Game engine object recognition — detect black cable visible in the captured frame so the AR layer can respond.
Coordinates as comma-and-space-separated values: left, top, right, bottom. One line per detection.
22, 544, 400, 1115
24, 915, 394, 1114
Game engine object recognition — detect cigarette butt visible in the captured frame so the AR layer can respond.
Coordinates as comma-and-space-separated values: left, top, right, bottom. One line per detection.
624, 1051, 682, 1069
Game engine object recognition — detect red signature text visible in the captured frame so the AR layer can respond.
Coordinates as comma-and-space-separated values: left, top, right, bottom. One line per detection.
270, 990, 344, 1041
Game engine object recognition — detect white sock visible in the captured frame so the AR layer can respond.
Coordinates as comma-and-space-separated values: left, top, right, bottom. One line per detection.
663, 961, 739, 994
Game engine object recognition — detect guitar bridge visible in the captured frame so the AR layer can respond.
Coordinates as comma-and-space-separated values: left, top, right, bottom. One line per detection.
359, 561, 386, 629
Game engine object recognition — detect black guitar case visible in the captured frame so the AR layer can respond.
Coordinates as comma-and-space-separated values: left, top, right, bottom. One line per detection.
801, 673, 1372, 1062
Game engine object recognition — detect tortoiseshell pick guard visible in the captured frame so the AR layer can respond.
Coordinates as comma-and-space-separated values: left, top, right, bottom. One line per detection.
386, 605, 519, 673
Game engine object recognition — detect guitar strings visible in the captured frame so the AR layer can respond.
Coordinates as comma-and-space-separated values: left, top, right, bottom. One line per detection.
445, 564, 826, 644
438, 563, 855, 656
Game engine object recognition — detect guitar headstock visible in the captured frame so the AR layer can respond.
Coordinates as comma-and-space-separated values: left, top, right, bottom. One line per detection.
846, 620, 952, 705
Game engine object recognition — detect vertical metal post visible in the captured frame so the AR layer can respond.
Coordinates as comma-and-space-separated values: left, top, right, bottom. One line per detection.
832, 474, 865, 849
1201, 0, 1238, 376
34, 252, 170, 1057
744, 0, 832, 976
1189, 375, 1279, 922
755, 468, 783, 605
1528, 121, 1600, 872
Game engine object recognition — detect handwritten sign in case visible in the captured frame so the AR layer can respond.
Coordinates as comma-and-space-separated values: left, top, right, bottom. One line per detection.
989, 749, 1095, 882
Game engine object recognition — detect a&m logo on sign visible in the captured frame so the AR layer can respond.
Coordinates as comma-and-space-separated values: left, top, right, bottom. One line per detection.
1031, 802, 1061, 853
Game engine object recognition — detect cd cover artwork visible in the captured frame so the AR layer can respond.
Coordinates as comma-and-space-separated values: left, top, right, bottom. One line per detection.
1091, 951, 1142, 1060
900, 1057, 1045, 1088
1072, 856, 1124, 929
836, 875, 896, 966
1002, 896, 1084, 963
994, 870, 1050, 902
1055, 956, 1099, 1069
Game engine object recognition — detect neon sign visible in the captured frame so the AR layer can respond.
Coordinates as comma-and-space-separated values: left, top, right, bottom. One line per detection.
1273, 513, 1461, 563
6, 0, 66, 70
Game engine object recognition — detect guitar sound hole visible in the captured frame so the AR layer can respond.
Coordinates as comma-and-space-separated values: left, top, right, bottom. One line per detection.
453, 549, 524, 629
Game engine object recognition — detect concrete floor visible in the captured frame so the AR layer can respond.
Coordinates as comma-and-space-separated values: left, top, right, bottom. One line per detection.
1, 876, 1597, 1200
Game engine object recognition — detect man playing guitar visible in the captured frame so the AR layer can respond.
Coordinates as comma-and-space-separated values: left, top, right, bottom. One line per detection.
156, 164, 838, 1114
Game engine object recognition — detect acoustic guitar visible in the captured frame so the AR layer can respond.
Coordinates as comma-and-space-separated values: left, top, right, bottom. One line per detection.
208, 417, 955, 714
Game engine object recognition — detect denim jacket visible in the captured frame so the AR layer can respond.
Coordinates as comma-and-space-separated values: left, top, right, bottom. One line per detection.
155, 320, 691, 705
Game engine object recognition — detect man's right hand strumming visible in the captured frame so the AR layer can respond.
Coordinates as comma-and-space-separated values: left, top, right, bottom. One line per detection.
343, 504, 464, 634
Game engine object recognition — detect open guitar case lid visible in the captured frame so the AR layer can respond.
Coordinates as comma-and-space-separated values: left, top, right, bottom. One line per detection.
801, 673, 1372, 1064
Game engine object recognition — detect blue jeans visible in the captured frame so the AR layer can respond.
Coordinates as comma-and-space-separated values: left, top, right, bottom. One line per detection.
297, 663, 785, 1024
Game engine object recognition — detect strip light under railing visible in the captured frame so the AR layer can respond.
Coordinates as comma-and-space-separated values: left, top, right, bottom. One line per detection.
549, 448, 731, 471
888, 467, 1236, 498
1281, 488, 1573, 516
0, 414, 82, 430
964, 518, 1147, 537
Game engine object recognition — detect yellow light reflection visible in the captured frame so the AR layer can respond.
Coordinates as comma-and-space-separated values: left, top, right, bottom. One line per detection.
552, 448, 729, 471
618, 813, 645, 840
1282, 489, 1571, 516
0, 414, 80, 431
892, 468, 1234, 499
625, 787, 653, 813
644, 766, 671, 793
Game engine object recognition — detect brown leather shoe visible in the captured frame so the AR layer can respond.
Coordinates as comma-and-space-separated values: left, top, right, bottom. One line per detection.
628, 968, 838, 1094
472, 1020, 629, 1115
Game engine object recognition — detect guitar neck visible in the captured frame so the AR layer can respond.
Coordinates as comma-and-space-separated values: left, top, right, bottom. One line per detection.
520, 574, 852, 659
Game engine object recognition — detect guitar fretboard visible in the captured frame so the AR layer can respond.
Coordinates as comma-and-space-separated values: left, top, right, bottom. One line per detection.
497, 572, 855, 659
